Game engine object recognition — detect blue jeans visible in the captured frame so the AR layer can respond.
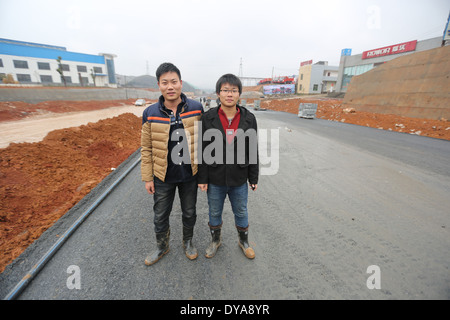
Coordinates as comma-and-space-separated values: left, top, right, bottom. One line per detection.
207, 183, 249, 229
153, 177, 197, 233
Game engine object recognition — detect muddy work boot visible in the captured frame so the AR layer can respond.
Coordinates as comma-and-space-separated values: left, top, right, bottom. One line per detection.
145, 229, 170, 266
205, 225, 222, 258
237, 228, 255, 259
182, 225, 198, 260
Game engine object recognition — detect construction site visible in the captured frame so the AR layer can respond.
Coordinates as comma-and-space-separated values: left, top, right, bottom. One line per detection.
0, 42, 449, 302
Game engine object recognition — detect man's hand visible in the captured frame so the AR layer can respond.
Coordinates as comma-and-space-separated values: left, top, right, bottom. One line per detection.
198, 184, 208, 192
145, 181, 155, 194
250, 184, 258, 191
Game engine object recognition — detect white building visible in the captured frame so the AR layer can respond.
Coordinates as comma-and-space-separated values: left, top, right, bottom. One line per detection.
0, 38, 117, 87
297, 60, 339, 94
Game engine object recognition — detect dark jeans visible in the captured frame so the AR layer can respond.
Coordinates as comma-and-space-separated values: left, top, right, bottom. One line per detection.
153, 177, 197, 233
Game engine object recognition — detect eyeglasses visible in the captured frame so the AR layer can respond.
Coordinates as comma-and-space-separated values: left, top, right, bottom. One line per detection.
220, 89, 239, 94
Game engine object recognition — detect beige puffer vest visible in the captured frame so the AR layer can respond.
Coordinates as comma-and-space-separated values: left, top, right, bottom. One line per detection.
141, 100, 203, 182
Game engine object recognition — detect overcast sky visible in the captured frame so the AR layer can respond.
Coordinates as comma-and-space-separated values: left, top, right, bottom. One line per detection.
1, 0, 449, 90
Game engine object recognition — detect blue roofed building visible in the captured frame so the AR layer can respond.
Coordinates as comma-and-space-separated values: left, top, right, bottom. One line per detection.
0, 38, 117, 87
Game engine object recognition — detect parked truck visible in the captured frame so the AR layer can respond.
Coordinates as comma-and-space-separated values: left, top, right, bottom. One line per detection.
272, 76, 295, 84
258, 78, 272, 85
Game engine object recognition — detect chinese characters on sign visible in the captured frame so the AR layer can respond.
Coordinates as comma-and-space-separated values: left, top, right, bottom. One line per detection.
362, 40, 417, 59
300, 60, 313, 67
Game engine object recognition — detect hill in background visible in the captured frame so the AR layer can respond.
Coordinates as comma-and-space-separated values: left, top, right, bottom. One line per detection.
123, 75, 197, 92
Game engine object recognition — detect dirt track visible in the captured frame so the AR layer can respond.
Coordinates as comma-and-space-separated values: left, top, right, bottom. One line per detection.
0, 96, 449, 273
0, 104, 147, 148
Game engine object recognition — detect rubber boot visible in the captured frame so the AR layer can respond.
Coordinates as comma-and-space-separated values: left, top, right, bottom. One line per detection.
145, 229, 170, 266
237, 227, 255, 259
182, 225, 198, 260
205, 224, 222, 258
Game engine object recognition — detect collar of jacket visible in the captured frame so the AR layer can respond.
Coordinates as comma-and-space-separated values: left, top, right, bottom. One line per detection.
158, 92, 188, 115
205, 105, 253, 141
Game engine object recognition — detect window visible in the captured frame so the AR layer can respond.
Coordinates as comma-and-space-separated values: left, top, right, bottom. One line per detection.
17, 74, 32, 82
349, 66, 356, 76
0, 59, 3, 68
356, 65, 364, 75
14, 60, 29, 69
300, 74, 303, 80
80, 77, 89, 85
313, 84, 319, 91
77, 65, 87, 73
106, 59, 116, 84
40, 75, 53, 83
344, 64, 374, 77
61, 64, 70, 72
61, 76, 72, 84
38, 62, 51, 70
93, 67, 102, 73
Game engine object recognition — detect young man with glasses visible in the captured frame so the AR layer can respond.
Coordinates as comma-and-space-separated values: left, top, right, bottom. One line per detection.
198, 73, 259, 259
141, 62, 203, 265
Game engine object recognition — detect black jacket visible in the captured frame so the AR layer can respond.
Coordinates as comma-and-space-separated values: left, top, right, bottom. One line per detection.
198, 105, 259, 187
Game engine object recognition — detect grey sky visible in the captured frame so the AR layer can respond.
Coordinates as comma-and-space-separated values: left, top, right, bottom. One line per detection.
1, 0, 449, 90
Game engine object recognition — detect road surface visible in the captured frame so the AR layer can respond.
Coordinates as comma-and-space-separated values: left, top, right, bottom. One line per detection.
1, 108, 449, 302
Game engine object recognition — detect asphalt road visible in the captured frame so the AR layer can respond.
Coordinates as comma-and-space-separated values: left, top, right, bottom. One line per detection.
1, 107, 449, 302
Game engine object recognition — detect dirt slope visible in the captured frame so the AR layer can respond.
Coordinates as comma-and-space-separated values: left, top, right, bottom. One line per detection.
343, 45, 450, 120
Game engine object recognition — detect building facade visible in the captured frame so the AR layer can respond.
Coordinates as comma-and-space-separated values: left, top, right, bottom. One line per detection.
335, 37, 442, 93
297, 60, 338, 94
0, 38, 117, 87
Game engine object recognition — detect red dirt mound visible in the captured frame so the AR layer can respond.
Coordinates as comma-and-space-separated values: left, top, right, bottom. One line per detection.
0, 113, 142, 273
261, 97, 450, 140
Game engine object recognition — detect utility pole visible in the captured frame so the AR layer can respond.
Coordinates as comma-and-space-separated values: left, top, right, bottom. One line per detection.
124, 75, 128, 99
238, 57, 243, 78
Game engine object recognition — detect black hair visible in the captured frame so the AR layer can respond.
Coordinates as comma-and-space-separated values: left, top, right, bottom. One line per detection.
156, 62, 181, 82
215, 73, 242, 95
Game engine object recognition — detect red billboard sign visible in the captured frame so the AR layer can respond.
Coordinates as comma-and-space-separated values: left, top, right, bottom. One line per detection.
300, 60, 313, 67
362, 40, 417, 59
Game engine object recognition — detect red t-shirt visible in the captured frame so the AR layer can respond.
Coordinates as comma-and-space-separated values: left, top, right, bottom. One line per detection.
218, 106, 241, 144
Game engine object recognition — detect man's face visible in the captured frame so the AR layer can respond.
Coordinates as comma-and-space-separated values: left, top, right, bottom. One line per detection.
218, 83, 240, 108
158, 71, 183, 102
